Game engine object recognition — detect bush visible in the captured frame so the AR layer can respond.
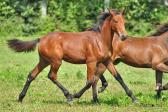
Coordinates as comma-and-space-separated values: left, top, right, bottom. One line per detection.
0, 0, 168, 37
0, 16, 24, 37
127, 20, 154, 36
34, 16, 56, 35
48, 0, 103, 32
22, 16, 56, 36
110, 0, 168, 36
0, 1, 15, 17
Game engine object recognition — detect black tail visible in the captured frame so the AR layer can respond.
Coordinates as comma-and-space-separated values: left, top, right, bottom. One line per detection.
7, 38, 40, 52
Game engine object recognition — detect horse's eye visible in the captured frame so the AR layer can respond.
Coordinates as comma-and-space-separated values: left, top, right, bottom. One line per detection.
113, 20, 118, 23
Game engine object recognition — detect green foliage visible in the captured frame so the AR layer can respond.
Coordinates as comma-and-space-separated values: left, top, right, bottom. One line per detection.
23, 16, 56, 36
0, 1, 15, 17
110, 0, 168, 35
0, 16, 24, 37
0, 0, 168, 37
127, 20, 154, 36
48, 0, 103, 32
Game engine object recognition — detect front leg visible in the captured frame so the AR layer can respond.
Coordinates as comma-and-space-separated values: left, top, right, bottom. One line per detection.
105, 60, 138, 103
91, 63, 108, 102
73, 62, 97, 101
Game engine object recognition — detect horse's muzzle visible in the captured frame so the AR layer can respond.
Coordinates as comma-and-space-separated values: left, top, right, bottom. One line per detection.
120, 34, 128, 41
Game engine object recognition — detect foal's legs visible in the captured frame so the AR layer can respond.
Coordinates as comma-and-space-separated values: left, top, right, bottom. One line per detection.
97, 63, 108, 93
19, 57, 48, 102
106, 61, 137, 103
92, 63, 107, 102
73, 62, 97, 101
99, 75, 108, 93
48, 61, 73, 103
155, 70, 163, 98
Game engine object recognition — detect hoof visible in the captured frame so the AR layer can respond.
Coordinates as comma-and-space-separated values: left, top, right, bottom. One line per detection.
156, 94, 161, 99
18, 95, 24, 103
67, 97, 73, 106
132, 99, 139, 104
98, 87, 105, 93
73, 93, 80, 98
92, 98, 99, 104
67, 94, 73, 101
18, 99, 23, 103
67, 99, 73, 106
156, 90, 162, 99
155, 93, 162, 99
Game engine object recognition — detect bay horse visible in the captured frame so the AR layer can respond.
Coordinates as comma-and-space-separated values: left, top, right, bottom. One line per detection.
7, 9, 137, 103
97, 23, 168, 98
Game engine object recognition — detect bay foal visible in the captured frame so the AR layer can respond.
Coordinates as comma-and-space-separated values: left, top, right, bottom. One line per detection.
8, 9, 136, 103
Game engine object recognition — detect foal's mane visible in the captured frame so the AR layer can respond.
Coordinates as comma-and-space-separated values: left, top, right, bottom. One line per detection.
88, 9, 119, 32
151, 23, 168, 36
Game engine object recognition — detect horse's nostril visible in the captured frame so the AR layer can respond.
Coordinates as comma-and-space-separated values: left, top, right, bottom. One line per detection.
121, 35, 127, 41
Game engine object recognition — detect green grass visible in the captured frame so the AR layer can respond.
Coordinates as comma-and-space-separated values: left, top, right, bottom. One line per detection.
1, 37, 168, 112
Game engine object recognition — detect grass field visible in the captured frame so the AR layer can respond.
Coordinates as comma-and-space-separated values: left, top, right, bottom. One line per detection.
1, 37, 168, 112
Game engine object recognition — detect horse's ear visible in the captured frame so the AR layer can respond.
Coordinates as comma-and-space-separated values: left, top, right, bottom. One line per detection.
108, 8, 115, 17
121, 8, 126, 15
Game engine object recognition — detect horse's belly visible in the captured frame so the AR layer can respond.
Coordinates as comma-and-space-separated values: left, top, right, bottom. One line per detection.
63, 54, 86, 64
123, 60, 152, 68
117, 56, 151, 68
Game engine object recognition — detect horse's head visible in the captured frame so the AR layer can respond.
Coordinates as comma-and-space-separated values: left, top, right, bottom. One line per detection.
108, 9, 128, 41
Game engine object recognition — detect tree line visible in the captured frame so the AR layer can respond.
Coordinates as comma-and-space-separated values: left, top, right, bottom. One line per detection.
0, 0, 168, 37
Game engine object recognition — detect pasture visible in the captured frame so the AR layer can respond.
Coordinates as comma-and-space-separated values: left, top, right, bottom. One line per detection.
1, 37, 168, 112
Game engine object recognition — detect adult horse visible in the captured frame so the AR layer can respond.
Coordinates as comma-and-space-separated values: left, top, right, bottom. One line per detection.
97, 23, 168, 98
7, 9, 137, 103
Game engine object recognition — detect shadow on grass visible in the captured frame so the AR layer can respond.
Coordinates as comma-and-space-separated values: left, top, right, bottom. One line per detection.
42, 97, 120, 106
11, 92, 168, 107
135, 92, 168, 107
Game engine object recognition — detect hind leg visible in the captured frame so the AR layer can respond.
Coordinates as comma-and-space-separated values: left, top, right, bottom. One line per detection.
48, 61, 72, 103
153, 63, 168, 73
91, 63, 108, 102
155, 70, 163, 98
153, 63, 168, 93
92, 63, 107, 102
19, 57, 48, 102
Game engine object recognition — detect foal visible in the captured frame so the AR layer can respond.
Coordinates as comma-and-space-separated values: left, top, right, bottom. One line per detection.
8, 9, 134, 103
99, 23, 168, 98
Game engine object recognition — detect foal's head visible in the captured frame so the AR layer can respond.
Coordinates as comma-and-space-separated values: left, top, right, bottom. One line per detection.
108, 9, 127, 41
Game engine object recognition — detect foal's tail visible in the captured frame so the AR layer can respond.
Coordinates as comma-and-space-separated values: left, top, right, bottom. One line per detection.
7, 38, 40, 52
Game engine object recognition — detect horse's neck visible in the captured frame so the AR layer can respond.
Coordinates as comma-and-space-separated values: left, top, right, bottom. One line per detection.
101, 19, 113, 50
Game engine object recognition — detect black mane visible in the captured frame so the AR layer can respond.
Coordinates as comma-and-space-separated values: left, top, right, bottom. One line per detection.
90, 12, 110, 32
151, 23, 168, 36
89, 9, 120, 32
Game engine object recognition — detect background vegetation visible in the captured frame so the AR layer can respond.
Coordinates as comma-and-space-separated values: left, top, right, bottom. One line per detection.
0, 0, 168, 37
